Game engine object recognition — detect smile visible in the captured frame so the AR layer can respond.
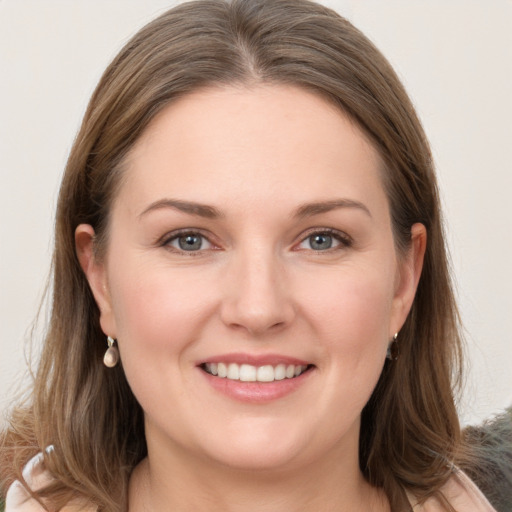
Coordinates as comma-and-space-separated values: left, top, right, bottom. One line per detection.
202, 362, 310, 382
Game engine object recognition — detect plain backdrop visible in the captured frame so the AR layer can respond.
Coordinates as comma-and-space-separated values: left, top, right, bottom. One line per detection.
1, 0, 511, 427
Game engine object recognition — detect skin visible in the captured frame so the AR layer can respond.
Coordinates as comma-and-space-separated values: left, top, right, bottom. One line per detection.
76, 85, 426, 511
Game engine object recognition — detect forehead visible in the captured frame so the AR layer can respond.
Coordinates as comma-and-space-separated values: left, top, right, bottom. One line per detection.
118, 85, 387, 217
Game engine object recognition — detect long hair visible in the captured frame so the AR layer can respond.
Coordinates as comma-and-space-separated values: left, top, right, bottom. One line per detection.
1, 1, 464, 510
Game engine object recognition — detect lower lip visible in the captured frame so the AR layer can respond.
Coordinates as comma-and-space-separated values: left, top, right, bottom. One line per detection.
199, 367, 314, 403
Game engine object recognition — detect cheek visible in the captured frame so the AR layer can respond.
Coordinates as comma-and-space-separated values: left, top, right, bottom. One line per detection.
323, 281, 391, 402
107, 259, 217, 360
298, 263, 394, 401
320, 275, 394, 402
105, 260, 219, 422
299, 264, 395, 352
284, 265, 396, 449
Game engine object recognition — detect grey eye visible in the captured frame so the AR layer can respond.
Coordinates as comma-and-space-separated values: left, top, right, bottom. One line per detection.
170, 233, 209, 251
165, 230, 214, 253
297, 231, 348, 252
179, 234, 202, 251
308, 233, 333, 250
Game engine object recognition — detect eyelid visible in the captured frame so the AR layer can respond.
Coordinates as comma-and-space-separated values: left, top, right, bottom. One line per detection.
156, 227, 352, 254
158, 228, 219, 253
294, 227, 353, 251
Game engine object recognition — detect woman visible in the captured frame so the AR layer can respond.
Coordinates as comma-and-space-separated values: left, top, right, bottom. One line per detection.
0, 0, 497, 510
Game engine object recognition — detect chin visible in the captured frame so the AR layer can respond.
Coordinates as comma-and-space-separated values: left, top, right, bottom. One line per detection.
190, 418, 322, 473
206, 443, 305, 473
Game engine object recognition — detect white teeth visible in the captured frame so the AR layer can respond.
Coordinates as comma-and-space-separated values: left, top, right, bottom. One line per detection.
274, 364, 286, 380
217, 362, 227, 378
208, 362, 218, 376
227, 363, 239, 380
203, 362, 309, 382
257, 365, 275, 382
239, 364, 257, 382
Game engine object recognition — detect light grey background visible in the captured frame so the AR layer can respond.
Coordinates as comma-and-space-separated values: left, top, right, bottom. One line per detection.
1, 0, 511, 426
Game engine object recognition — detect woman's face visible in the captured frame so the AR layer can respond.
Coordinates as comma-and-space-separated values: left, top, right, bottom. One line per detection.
78, 85, 424, 472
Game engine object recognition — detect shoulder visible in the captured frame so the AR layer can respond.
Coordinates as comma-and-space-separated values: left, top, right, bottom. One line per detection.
5, 452, 52, 512
406, 470, 497, 511
5, 450, 97, 512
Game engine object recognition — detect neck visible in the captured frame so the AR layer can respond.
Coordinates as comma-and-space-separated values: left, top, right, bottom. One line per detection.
128, 435, 389, 512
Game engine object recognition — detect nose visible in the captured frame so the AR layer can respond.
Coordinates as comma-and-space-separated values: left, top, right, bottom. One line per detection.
220, 248, 295, 337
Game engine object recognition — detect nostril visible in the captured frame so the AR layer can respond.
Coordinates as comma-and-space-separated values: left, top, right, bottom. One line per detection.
219, 263, 296, 335
230, 319, 288, 337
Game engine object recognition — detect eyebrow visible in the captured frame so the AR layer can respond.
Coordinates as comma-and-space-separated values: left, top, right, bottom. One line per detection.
138, 197, 371, 220
293, 199, 372, 218
138, 199, 222, 219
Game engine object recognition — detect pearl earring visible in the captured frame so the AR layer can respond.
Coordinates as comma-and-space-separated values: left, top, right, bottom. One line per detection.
386, 333, 399, 361
103, 336, 119, 368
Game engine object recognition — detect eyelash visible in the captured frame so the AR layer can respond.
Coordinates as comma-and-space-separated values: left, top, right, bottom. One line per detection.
159, 227, 352, 255
294, 228, 353, 253
159, 229, 217, 256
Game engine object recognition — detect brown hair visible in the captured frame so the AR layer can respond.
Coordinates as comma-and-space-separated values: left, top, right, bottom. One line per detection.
1, 0, 464, 510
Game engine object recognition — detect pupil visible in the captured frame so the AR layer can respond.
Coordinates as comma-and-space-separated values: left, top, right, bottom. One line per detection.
311, 234, 332, 250
179, 235, 202, 251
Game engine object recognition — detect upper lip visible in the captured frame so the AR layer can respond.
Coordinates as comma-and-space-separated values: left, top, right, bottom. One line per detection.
197, 353, 312, 367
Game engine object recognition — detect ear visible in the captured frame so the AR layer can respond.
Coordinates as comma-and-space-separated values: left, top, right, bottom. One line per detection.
390, 223, 427, 335
75, 224, 117, 338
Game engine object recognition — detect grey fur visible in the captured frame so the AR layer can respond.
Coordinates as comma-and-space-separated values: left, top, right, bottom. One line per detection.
461, 407, 512, 512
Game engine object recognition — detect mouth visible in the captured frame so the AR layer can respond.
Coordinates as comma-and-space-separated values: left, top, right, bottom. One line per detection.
200, 362, 313, 382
